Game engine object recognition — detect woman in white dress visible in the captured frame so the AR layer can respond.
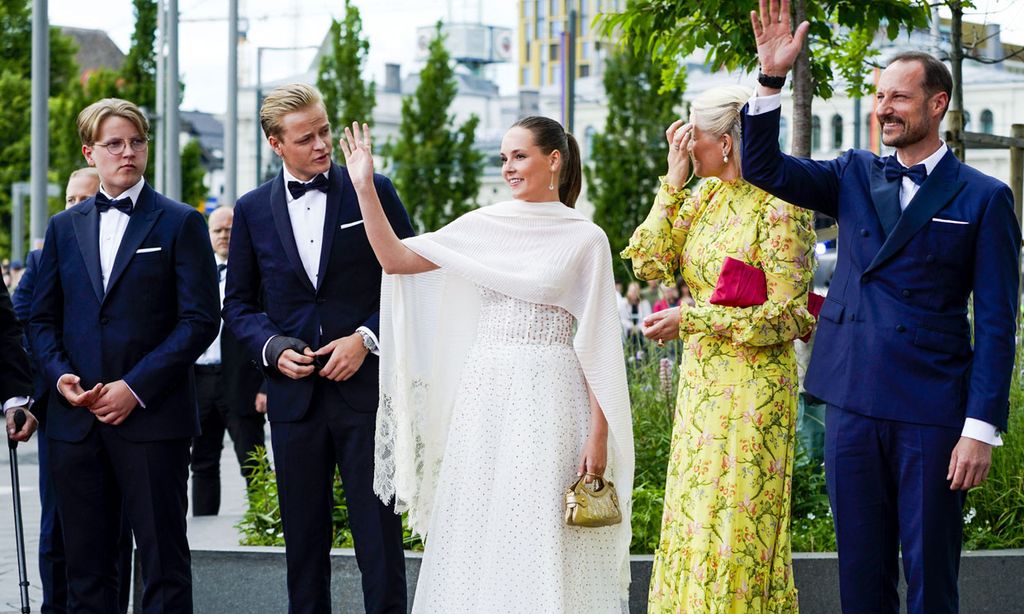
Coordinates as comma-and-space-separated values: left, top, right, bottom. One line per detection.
339, 117, 635, 613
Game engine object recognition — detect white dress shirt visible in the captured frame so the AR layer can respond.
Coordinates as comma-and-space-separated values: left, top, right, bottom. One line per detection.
99, 178, 145, 292
196, 254, 227, 366
261, 167, 378, 366
746, 93, 1001, 446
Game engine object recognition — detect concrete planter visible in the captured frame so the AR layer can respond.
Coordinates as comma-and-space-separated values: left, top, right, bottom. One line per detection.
180, 516, 1024, 614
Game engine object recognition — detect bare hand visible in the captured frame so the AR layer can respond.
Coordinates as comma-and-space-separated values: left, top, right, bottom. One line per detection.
254, 392, 267, 414
338, 122, 375, 190
278, 348, 315, 380
6, 408, 38, 442
315, 334, 368, 382
57, 373, 104, 407
90, 380, 138, 426
665, 120, 694, 188
642, 307, 681, 343
750, 0, 810, 80
947, 436, 992, 490
577, 429, 609, 484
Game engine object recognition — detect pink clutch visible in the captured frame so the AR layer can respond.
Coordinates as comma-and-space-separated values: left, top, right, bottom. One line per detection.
709, 257, 767, 307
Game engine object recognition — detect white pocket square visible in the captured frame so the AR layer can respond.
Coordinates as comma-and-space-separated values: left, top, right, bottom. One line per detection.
931, 218, 969, 225
339, 220, 365, 229
135, 247, 162, 253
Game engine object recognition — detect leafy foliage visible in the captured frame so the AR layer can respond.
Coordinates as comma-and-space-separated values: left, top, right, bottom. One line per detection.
389, 22, 483, 232
316, 0, 376, 141
181, 139, 208, 207
586, 41, 683, 282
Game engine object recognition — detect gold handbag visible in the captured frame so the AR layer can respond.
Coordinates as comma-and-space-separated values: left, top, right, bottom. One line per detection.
564, 474, 622, 528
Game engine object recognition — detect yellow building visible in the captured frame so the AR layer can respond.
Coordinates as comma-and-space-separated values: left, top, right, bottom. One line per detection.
517, 0, 623, 89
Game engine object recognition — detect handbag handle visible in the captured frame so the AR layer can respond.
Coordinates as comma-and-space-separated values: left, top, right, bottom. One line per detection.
571, 473, 607, 493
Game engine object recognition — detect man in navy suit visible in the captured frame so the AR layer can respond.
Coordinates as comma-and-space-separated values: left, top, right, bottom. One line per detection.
742, 2, 1020, 612
29, 98, 220, 613
223, 83, 413, 614
14, 167, 134, 614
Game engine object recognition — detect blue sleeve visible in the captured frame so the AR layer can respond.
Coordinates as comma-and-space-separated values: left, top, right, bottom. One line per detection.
11, 250, 38, 324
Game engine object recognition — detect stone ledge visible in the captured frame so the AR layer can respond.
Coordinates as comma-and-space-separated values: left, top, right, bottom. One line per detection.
180, 516, 1024, 613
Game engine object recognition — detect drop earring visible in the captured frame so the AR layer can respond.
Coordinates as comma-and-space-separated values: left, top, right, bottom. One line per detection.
723, 153, 729, 164
549, 172, 555, 191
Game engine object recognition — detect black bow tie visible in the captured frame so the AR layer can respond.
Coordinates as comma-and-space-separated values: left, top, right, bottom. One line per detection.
95, 193, 133, 215
287, 174, 329, 200
883, 157, 928, 186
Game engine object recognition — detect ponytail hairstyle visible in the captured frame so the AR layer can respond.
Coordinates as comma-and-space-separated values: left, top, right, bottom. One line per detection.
511, 116, 582, 208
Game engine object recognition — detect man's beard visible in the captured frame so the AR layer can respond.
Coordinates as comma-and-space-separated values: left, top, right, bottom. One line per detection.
879, 114, 931, 148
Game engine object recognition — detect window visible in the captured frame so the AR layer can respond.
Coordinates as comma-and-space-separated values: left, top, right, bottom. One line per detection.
963, 110, 972, 131
831, 114, 843, 150
579, 64, 590, 78
550, 43, 560, 61
811, 115, 821, 151
521, 67, 530, 85
981, 109, 994, 134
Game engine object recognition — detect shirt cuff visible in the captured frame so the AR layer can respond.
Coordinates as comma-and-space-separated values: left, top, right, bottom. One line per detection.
356, 326, 380, 356
124, 382, 146, 409
747, 93, 782, 116
262, 335, 278, 367
2, 397, 31, 414
961, 418, 1003, 447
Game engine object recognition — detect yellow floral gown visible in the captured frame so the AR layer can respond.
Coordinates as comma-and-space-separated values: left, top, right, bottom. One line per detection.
622, 177, 816, 613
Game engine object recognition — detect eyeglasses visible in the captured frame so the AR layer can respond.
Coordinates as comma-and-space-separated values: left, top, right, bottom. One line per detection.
92, 137, 149, 155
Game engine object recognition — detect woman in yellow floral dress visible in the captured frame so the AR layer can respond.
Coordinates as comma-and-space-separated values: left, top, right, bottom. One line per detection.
622, 85, 816, 613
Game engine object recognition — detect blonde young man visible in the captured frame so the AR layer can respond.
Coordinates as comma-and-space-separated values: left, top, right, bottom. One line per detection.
29, 98, 220, 613
222, 83, 414, 613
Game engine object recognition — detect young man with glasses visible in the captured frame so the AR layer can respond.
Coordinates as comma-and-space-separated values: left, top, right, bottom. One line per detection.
29, 98, 220, 613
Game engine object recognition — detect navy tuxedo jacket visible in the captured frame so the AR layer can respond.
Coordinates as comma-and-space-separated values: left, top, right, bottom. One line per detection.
28, 183, 221, 442
742, 106, 1020, 432
222, 163, 414, 422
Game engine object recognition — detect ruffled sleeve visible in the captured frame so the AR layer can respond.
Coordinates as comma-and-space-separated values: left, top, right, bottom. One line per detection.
620, 177, 711, 284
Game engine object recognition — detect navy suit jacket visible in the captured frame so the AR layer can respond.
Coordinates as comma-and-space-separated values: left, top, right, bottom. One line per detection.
28, 183, 221, 442
223, 163, 414, 422
742, 106, 1020, 432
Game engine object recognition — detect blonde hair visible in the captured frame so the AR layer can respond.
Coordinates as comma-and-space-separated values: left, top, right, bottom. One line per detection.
76, 98, 149, 146
68, 167, 100, 182
689, 85, 752, 169
259, 83, 326, 140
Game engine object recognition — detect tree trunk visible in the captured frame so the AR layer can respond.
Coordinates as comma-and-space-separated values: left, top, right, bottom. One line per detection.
949, 1, 965, 161
790, 0, 813, 158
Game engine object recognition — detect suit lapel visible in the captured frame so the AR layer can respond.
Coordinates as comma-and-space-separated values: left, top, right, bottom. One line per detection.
864, 150, 965, 274
870, 157, 901, 236
314, 164, 344, 291
71, 199, 104, 302
269, 172, 316, 293
104, 184, 162, 302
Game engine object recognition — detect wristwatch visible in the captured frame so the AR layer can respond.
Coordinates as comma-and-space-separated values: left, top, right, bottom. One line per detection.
757, 69, 786, 89
356, 329, 377, 353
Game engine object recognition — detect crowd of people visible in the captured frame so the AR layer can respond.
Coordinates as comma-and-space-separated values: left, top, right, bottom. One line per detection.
1, 2, 1018, 612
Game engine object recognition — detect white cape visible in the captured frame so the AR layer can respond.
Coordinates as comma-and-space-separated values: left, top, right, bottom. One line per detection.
373, 199, 635, 595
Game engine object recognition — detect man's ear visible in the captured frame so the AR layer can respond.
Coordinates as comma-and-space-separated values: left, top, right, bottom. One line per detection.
268, 135, 281, 157
82, 144, 95, 166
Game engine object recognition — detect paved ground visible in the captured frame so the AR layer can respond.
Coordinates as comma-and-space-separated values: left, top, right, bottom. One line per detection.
0, 427, 268, 613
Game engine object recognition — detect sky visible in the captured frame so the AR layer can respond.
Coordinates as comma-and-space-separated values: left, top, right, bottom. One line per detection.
47, 0, 1024, 116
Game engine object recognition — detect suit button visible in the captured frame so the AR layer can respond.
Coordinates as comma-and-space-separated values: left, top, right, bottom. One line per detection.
860, 229, 870, 237
902, 289, 911, 298
316, 297, 326, 305
896, 324, 906, 333
100, 317, 110, 325
926, 255, 936, 264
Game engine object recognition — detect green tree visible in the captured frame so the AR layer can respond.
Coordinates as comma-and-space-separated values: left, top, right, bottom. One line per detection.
390, 22, 482, 232
316, 0, 376, 141
600, 0, 930, 156
180, 139, 207, 208
585, 42, 683, 281
121, 0, 158, 110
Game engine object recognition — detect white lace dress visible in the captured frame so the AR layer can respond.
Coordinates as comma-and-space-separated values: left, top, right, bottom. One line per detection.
410, 286, 622, 613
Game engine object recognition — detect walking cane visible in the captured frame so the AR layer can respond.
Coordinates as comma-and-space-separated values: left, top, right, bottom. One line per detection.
7, 409, 31, 613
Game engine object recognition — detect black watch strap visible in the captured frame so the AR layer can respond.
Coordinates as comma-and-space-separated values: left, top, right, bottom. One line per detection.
757, 69, 786, 89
